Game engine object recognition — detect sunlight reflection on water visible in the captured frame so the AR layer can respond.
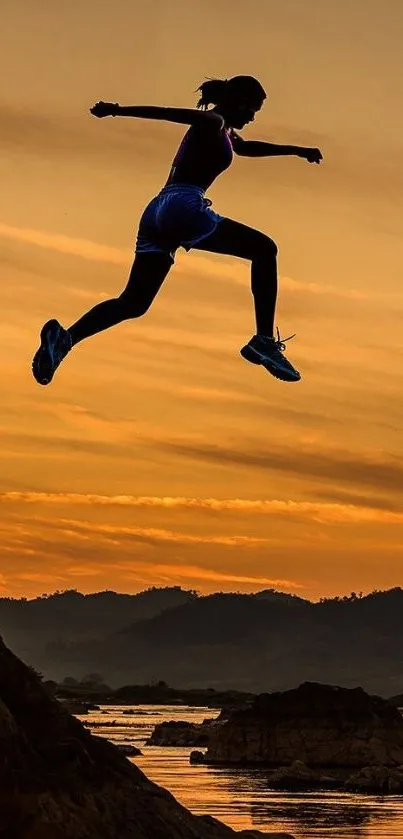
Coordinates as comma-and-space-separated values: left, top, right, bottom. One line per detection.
78, 705, 403, 838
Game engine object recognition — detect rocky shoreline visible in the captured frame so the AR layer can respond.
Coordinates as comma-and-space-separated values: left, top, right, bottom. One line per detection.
56, 682, 254, 711
146, 709, 228, 747
0, 636, 291, 839
145, 682, 403, 794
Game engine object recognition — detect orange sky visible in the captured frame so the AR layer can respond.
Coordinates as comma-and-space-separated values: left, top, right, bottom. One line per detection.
1, 0, 403, 599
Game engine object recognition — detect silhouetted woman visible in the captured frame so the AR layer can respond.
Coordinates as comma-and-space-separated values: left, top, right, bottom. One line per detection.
32, 75, 322, 386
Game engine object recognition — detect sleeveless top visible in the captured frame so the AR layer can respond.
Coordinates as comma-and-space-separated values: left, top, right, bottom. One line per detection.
166, 124, 234, 191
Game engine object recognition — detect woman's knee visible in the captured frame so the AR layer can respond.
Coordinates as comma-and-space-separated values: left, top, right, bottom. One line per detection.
117, 252, 172, 318
254, 233, 278, 259
117, 291, 151, 318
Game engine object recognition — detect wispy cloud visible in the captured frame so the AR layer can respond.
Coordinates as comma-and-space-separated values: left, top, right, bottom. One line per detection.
41, 516, 270, 548
11, 560, 302, 591
120, 562, 304, 589
0, 221, 386, 306
16, 571, 67, 584
154, 439, 403, 497
0, 222, 129, 265
282, 275, 368, 300
2, 491, 403, 525
0, 103, 175, 165
0, 514, 305, 592
0, 431, 140, 461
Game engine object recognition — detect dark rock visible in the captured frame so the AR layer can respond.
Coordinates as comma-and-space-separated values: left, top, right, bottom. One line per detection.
146, 719, 223, 747
205, 682, 403, 769
216, 706, 247, 721
345, 765, 403, 793
0, 636, 293, 839
386, 692, 403, 708
116, 744, 142, 757
190, 750, 205, 765
58, 700, 100, 714
59, 700, 90, 714
267, 760, 338, 790
88, 719, 118, 727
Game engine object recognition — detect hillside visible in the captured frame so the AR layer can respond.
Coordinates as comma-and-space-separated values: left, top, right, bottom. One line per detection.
0, 635, 288, 839
0, 586, 196, 671
36, 587, 403, 696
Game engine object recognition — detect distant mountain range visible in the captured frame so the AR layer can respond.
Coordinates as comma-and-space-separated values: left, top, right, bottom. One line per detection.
0, 586, 195, 669
1, 586, 403, 697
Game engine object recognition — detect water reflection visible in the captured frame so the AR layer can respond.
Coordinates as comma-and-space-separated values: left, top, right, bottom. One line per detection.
200, 766, 403, 836
79, 705, 403, 838
249, 794, 401, 833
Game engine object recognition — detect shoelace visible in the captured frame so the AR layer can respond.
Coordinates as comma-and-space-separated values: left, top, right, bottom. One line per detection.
273, 327, 296, 353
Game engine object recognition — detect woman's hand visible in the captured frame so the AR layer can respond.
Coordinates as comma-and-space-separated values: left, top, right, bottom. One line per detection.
301, 147, 323, 164
90, 101, 119, 118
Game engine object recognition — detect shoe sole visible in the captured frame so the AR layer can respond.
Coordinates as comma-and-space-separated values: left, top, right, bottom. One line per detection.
240, 344, 301, 382
32, 319, 61, 385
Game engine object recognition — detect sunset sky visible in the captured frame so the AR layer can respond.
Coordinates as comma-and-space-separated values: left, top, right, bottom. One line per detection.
1, 0, 403, 600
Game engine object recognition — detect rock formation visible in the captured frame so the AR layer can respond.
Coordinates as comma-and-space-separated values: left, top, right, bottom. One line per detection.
0, 636, 291, 839
190, 750, 206, 764
344, 764, 403, 793
116, 744, 142, 757
265, 760, 338, 790
146, 718, 224, 747
204, 682, 403, 771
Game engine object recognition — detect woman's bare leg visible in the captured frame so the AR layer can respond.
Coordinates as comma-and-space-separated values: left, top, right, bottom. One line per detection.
69, 252, 173, 345
191, 217, 278, 337
32, 252, 173, 385
191, 218, 300, 382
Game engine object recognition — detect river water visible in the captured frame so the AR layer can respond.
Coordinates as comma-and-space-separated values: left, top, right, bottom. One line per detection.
79, 704, 403, 838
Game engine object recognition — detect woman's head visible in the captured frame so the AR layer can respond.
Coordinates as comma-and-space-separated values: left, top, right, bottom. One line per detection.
196, 75, 266, 128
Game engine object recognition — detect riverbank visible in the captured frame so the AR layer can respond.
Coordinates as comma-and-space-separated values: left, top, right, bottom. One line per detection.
55, 682, 254, 711
79, 703, 403, 838
0, 637, 291, 839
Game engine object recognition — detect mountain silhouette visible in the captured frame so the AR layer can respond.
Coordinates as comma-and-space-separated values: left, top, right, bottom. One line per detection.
0, 586, 196, 672
0, 587, 403, 697
3, 586, 402, 696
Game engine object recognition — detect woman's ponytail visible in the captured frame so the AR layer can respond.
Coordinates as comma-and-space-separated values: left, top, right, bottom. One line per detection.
195, 78, 228, 110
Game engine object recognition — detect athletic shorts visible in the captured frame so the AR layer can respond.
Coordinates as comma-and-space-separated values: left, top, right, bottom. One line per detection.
135, 183, 224, 263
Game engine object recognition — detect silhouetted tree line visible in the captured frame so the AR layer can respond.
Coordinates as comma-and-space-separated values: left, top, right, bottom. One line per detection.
2, 587, 403, 697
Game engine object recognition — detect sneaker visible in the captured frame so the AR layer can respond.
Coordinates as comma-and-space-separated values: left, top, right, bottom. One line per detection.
32, 319, 72, 385
240, 328, 301, 382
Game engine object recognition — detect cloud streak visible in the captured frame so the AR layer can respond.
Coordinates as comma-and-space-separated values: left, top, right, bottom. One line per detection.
0, 220, 387, 306
154, 439, 403, 497
0, 514, 305, 591
0, 103, 175, 165
119, 562, 303, 588
2, 491, 403, 525
39, 516, 270, 548
0, 431, 140, 462
0, 222, 129, 266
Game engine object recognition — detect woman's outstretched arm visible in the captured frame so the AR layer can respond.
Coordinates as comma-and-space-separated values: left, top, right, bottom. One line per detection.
230, 130, 322, 163
90, 100, 224, 129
